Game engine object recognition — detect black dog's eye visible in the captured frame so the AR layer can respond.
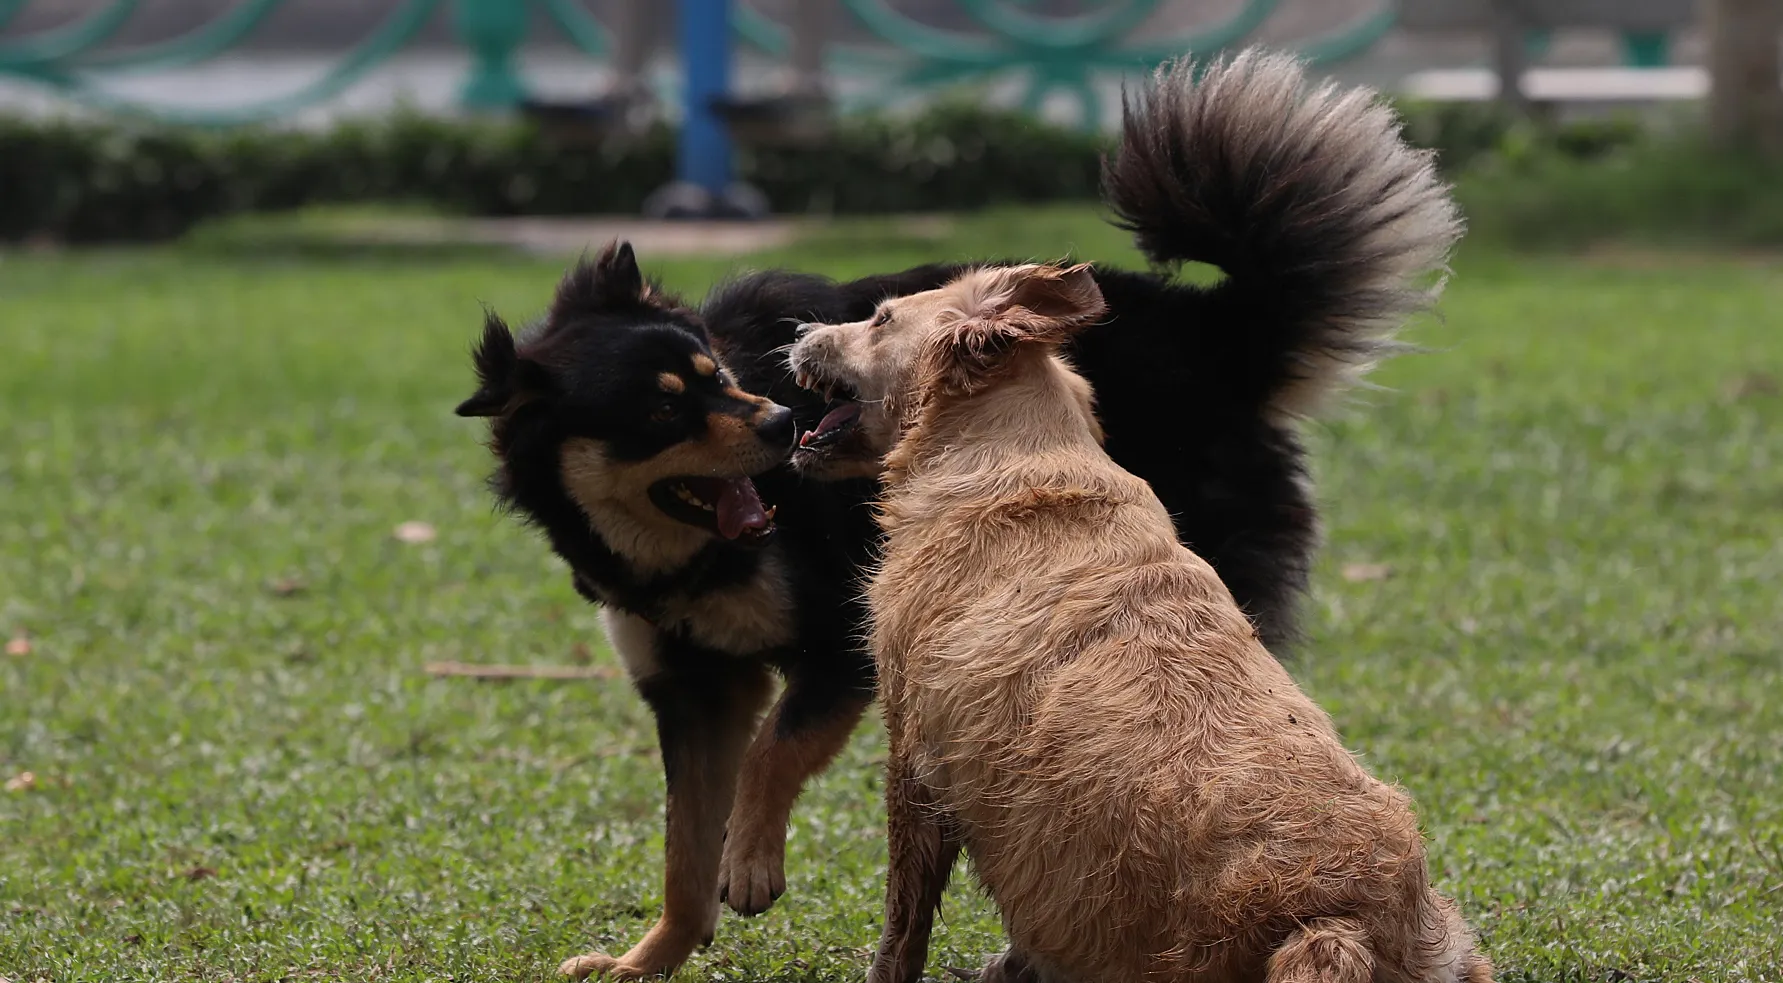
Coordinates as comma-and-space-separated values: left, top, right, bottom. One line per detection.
650, 400, 678, 423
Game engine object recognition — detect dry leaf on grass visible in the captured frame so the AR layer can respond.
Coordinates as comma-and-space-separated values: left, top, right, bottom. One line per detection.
182, 865, 218, 882
424, 661, 619, 681
392, 521, 437, 544
5, 771, 37, 793
1724, 371, 1779, 401
5, 633, 29, 656
267, 578, 307, 597
1341, 562, 1394, 583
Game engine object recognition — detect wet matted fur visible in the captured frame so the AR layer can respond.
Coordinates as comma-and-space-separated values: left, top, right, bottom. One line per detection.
788, 259, 1493, 983
458, 50, 1460, 979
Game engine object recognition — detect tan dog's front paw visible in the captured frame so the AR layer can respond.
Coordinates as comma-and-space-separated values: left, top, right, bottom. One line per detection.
718, 831, 787, 915
558, 951, 657, 981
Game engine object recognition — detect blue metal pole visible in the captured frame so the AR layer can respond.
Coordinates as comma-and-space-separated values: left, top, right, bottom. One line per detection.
679, 0, 732, 198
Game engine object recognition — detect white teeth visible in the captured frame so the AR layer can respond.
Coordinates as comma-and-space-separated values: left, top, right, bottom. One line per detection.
764, 505, 777, 521
673, 484, 708, 508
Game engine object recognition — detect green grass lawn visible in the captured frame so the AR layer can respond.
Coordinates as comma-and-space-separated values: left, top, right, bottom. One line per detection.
3, 209, 1781, 982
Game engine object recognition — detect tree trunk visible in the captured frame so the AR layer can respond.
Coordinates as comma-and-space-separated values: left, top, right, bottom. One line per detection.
1706, 0, 1783, 155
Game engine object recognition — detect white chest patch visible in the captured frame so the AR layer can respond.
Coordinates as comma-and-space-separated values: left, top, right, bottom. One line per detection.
599, 608, 663, 681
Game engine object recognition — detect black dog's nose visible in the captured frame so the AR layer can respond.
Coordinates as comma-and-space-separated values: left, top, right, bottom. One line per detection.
757, 404, 796, 447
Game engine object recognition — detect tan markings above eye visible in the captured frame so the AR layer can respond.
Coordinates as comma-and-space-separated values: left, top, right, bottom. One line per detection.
657, 372, 686, 394
690, 354, 718, 377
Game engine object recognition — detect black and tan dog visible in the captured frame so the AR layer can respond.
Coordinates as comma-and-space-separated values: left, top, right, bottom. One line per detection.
457, 52, 1460, 980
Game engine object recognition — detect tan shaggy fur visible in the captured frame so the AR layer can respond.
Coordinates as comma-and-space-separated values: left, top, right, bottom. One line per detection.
789, 265, 1494, 983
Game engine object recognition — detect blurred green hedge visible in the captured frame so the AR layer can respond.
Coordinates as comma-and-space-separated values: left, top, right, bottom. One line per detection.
3, 99, 1772, 247
1406, 101, 1783, 248
0, 104, 1104, 243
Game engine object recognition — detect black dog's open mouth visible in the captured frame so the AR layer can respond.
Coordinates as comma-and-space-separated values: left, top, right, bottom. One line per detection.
792, 372, 864, 460
648, 476, 778, 545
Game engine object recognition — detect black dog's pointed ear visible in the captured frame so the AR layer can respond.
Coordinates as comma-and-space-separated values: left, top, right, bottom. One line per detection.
601, 240, 643, 297
552, 240, 651, 322
456, 311, 545, 417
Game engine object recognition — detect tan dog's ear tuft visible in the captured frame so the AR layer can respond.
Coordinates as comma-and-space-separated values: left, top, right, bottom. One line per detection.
920, 264, 1107, 397
1003, 262, 1105, 330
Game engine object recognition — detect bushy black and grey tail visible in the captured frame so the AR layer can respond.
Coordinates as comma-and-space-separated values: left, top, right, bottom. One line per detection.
1103, 49, 1462, 417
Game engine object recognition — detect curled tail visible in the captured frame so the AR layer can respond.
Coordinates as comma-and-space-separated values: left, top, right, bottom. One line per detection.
1103, 49, 1463, 417
1264, 909, 1494, 983
1265, 917, 1375, 983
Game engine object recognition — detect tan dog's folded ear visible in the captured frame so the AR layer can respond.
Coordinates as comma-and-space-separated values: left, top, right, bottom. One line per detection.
920, 263, 1107, 397
1001, 262, 1105, 332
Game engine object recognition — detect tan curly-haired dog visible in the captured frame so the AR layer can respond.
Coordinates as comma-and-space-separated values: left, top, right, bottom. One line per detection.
787, 263, 1494, 983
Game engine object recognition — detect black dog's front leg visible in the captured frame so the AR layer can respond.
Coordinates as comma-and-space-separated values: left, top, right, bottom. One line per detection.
720, 658, 876, 915
560, 660, 773, 980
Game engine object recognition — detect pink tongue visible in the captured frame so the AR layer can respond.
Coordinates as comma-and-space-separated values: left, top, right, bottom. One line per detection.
816, 402, 860, 433
715, 477, 768, 540
801, 402, 861, 445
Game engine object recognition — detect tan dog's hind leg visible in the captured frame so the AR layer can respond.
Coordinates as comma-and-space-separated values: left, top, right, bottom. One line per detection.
867, 744, 961, 983
1264, 917, 1375, 983
561, 667, 773, 980
720, 681, 872, 915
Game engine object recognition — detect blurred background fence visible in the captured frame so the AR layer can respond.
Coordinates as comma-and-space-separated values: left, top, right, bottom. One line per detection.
0, 0, 1719, 126
0, 0, 1778, 235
